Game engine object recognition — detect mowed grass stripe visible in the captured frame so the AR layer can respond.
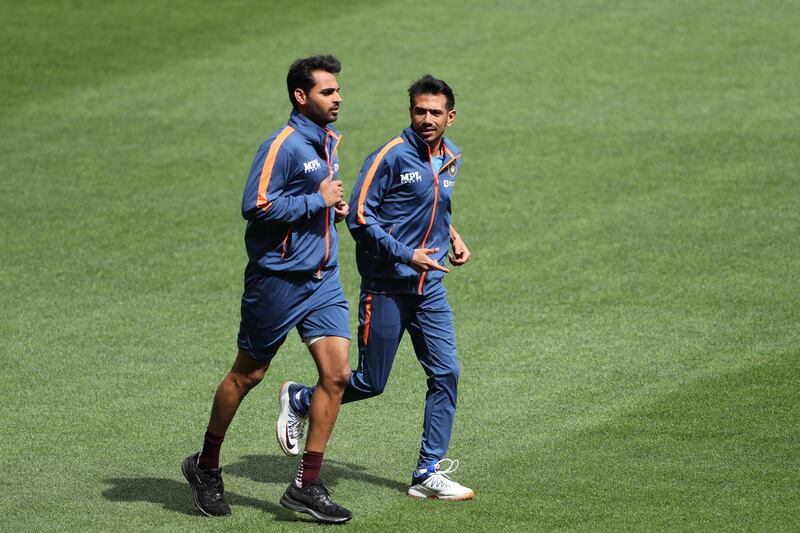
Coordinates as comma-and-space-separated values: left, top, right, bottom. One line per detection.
0, 1, 373, 115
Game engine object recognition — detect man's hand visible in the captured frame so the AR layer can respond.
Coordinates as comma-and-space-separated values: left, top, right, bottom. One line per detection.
319, 176, 344, 207
409, 247, 450, 274
448, 229, 471, 266
334, 201, 348, 222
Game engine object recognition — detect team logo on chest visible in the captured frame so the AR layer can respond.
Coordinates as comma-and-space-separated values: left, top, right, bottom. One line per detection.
303, 159, 322, 173
400, 170, 422, 184
448, 164, 457, 177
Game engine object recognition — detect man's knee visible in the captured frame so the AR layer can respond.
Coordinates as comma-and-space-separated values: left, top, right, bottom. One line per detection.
333, 367, 352, 389
433, 362, 459, 386
351, 373, 387, 398
320, 367, 351, 391
364, 381, 385, 397
365, 381, 386, 397
225, 370, 264, 393
225, 348, 270, 392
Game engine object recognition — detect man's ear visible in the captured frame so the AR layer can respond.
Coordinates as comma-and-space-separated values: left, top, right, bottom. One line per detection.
294, 88, 308, 106
447, 109, 457, 127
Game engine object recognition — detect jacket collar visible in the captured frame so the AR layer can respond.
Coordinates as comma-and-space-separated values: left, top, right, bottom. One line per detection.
401, 126, 462, 168
288, 110, 341, 146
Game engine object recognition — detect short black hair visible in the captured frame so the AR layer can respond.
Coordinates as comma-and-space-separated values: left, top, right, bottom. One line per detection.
408, 74, 455, 111
286, 55, 341, 109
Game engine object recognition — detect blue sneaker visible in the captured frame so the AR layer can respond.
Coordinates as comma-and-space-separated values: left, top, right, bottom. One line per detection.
276, 381, 307, 456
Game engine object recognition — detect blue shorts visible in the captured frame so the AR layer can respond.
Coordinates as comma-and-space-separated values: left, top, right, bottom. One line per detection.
237, 263, 350, 362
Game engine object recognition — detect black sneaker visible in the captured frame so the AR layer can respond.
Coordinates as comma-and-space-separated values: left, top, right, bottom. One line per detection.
181, 452, 231, 517
280, 479, 352, 524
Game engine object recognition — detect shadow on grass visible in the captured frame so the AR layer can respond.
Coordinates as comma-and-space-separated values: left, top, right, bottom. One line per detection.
101, 476, 313, 522
226, 454, 408, 493
101, 454, 403, 520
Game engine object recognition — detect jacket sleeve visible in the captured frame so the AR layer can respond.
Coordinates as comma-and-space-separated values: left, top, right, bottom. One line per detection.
346, 155, 415, 264
241, 141, 327, 224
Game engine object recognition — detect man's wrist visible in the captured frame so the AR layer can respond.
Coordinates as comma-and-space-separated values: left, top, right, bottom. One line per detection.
306, 192, 327, 219
400, 245, 415, 264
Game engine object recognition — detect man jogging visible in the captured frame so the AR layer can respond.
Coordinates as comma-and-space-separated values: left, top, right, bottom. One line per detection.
277, 74, 474, 501
182, 55, 353, 523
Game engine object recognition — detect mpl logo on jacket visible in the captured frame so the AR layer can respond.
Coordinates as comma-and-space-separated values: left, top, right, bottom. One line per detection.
303, 159, 322, 173
400, 170, 422, 184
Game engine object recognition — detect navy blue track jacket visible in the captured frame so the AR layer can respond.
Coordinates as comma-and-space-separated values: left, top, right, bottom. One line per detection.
242, 111, 342, 277
347, 126, 462, 295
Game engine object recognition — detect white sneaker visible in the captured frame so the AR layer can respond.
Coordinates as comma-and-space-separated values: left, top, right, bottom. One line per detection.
407, 459, 475, 501
276, 381, 307, 456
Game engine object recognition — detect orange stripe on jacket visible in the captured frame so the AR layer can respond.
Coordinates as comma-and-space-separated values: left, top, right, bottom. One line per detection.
417, 146, 441, 294
327, 131, 342, 161
326, 128, 341, 142
362, 293, 373, 345
256, 126, 295, 211
280, 225, 292, 258
439, 152, 461, 176
316, 129, 342, 278
356, 137, 404, 225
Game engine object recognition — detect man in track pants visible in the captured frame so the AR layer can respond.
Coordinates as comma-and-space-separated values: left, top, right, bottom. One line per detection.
276, 74, 474, 500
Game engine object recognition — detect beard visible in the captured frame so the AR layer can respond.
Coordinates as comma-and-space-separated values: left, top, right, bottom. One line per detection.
307, 100, 337, 125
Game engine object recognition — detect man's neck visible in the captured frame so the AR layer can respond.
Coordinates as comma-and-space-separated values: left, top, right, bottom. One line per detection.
295, 109, 329, 130
427, 138, 444, 157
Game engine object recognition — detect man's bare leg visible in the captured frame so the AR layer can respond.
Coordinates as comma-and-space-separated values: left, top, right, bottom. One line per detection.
206, 348, 270, 438
304, 336, 351, 453
291, 336, 350, 484
182, 348, 269, 517
280, 336, 353, 522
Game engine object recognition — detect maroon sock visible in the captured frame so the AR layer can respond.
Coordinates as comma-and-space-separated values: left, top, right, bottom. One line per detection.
296, 450, 324, 487
197, 429, 225, 470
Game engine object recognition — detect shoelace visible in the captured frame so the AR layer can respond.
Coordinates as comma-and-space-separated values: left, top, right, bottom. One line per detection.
435, 458, 460, 477
307, 479, 335, 500
426, 458, 460, 487
287, 408, 306, 440
200, 470, 225, 500
314, 480, 332, 496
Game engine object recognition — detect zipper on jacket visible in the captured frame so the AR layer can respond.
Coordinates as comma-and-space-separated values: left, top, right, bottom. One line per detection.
316, 130, 341, 278
416, 145, 440, 294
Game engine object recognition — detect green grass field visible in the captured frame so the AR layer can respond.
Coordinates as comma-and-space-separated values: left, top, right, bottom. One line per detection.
2, 1, 799, 530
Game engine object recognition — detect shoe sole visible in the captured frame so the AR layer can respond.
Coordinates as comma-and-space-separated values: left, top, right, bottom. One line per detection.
181, 456, 230, 517
280, 492, 352, 523
407, 488, 475, 501
276, 381, 301, 457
